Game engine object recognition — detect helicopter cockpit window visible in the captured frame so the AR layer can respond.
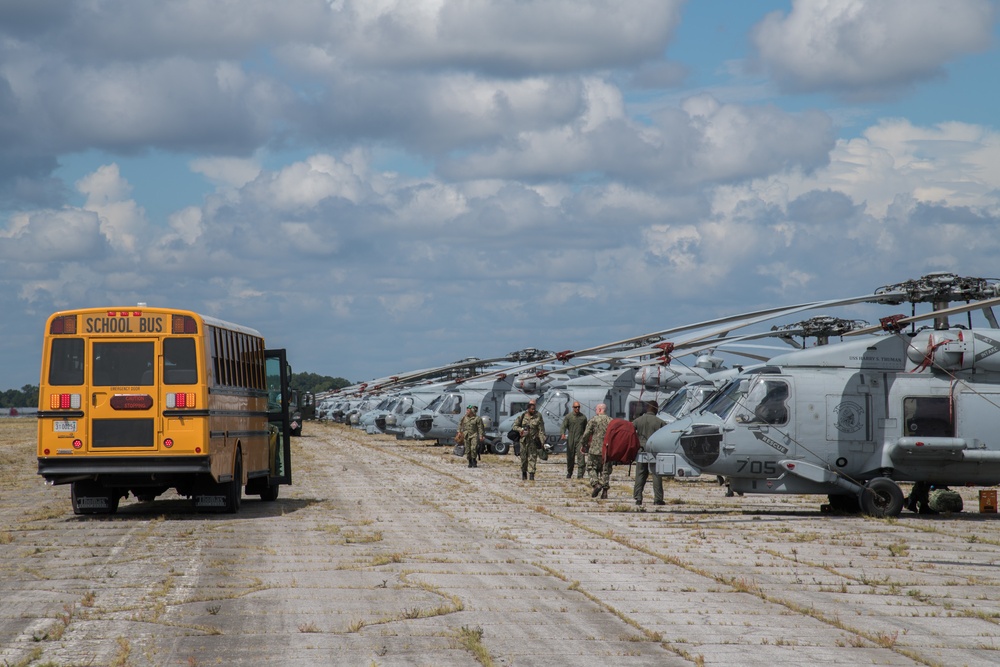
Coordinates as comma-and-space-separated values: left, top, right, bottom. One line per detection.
396, 397, 414, 414
903, 397, 954, 437
538, 392, 569, 418
737, 380, 789, 425
508, 401, 529, 416
628, 401, 653, 421
440, 394, 462, 414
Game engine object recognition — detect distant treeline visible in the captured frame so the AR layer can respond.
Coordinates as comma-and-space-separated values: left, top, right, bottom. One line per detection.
1, 373, 351, 408
1, 385, 39, 408
290, 373, 352, 395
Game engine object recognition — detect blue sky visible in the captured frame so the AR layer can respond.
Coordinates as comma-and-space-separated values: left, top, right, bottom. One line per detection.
2, 0, 999, 390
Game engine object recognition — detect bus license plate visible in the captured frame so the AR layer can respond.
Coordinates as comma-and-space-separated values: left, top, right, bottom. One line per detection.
53, 421, 77, 432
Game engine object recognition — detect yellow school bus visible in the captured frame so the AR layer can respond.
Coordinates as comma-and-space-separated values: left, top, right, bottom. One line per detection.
37, 306, 293, 514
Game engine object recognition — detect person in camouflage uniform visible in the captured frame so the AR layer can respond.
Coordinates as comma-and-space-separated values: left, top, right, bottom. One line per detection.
560, 401, 588, 479
515, 399, 546, 480
581, 403, 612, 498
472, 405, 486, 459
458, 405, 485, 468
632, 401, 666, 506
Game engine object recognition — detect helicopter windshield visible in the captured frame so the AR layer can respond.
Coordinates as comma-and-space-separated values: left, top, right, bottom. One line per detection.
701, 379, 747, 420
395, 397, 413, 414
424, 395, 444, 412
661, 387, 688, 416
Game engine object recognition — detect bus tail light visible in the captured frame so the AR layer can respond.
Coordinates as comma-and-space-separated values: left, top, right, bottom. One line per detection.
72, 439, 82, 449
163, 438, 174, 448
49, 315, 78, 334
50, 393, 81, 409
166, 393, 196, 408
172, 315, 198, 334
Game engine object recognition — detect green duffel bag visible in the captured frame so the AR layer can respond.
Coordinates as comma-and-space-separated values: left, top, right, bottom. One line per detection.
928, 489, 964, 513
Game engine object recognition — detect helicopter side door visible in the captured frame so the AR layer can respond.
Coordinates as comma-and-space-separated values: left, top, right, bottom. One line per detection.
823, 371, 878, 476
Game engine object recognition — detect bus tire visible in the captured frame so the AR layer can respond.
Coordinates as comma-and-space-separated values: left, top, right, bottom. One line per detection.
860, 478, 903, 518
72, 480, 119, 515
259, 483, 279, 502
225, 450, 242, 514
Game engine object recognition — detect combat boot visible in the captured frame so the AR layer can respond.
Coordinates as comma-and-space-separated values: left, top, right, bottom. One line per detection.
591, 485, 601, 498
522, 471, 528, 480
529, 473, 534, 481
600, 488, 608, 499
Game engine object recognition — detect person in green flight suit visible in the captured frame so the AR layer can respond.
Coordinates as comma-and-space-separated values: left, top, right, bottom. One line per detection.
560, 400, 588, 479
632, 401, 666, 506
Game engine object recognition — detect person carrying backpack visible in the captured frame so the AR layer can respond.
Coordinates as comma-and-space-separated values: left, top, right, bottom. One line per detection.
581, 403, 612, 498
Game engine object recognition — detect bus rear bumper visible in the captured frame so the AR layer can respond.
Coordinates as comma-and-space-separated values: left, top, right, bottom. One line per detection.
38, 456, 211, 486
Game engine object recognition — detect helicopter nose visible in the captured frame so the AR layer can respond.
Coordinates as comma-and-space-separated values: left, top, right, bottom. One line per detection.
415, 416, 433, 433
645, 425, 675, 454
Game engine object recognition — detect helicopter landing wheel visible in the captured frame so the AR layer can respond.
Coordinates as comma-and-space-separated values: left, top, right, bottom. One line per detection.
859, 477, 904, 518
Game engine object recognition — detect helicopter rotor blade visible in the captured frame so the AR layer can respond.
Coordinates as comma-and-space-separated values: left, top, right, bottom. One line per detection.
458, 291, 905, 384
984, 305, 999, 329
845, 295, 1000, 336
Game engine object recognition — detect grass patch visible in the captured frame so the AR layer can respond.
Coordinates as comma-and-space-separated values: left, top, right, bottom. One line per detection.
343, 529, 384, 544
455, 625, 493, 666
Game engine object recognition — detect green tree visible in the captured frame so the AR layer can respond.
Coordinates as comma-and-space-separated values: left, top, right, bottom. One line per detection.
0, 385, 39, 408
290, 373, 351, 395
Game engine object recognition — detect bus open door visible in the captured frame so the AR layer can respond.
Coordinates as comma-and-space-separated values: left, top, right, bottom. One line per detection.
256, 349, 292, 500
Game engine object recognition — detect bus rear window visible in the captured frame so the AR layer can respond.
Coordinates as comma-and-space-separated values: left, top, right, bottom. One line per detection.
93, 342, 155, 386
163, 339, 197, 384
49, 338, 85, 386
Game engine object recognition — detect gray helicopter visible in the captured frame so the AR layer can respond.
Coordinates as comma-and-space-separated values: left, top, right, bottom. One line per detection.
645, 273, 1000, 517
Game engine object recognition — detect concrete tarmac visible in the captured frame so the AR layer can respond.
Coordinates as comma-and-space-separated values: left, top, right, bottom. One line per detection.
3, 420, 1000, 666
